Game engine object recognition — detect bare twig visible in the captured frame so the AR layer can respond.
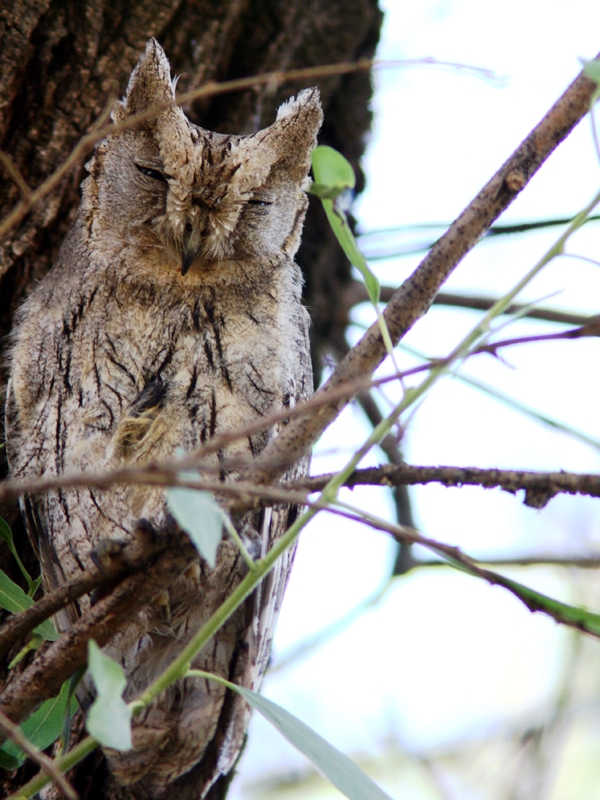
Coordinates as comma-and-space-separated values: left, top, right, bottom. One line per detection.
0, 709, 77, 800
0, 371, 395, 503
415, 555, 600, 569
431, 291, 595, 326
345, 281, 595, 327
473, 318, 600, 354
326, 505, 600, 637
0, 98, 114, 241
0, 152, 32, 201
0, 56, 483, 244
299, 463, 600, 509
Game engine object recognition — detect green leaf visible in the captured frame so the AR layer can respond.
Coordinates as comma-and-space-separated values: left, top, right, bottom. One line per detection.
0, 680, 76, 765
0, 516, 34, 592
310, 146, 380, 305
311, 145, 356, 194
0, 568, 31, 615
0, 749, 23, 770
85, 640, 132, 751
237, 687, 394, 800
323, 202, 381, 304
167, 488, 224, 569
581, 57, 600, 85
0, 569, 59, 641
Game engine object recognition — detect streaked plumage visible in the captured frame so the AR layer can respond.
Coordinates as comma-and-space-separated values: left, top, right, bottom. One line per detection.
5, 39, 322, 799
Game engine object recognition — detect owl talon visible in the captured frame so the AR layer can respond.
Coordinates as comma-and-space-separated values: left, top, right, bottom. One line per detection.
184, 561, 201, 588
90, 537, 129, 572
153, 588, 172, 624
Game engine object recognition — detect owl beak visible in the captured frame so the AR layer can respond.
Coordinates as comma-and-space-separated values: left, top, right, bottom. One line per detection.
181, 224, 203, 276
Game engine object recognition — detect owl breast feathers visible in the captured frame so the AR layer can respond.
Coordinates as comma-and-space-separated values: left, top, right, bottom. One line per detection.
5, 39, 322, 800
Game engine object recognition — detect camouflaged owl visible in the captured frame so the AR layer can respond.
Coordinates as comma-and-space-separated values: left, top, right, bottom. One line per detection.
6, 39, 322, 799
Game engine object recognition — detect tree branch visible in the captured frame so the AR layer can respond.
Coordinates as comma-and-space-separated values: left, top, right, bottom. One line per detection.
345, 281, 595, 327
252, 56, 600, 482
431, 291, 596, 326
414, 555, 600, 569
299, 463, 600, 509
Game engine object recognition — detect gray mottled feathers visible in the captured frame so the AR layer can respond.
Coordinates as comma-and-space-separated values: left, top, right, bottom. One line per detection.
5, 39, 322, 800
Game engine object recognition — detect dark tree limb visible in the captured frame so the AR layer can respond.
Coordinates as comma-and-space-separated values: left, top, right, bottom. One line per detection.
330, 339, 417, 573
299, 464, 600, 509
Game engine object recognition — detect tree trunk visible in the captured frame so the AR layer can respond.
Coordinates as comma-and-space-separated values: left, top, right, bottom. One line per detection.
0, 1, 381, 797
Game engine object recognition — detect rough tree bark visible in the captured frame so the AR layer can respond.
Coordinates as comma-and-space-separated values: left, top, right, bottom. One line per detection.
0, 1, 382, 797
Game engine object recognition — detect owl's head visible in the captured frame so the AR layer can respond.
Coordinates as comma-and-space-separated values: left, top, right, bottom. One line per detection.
86, 39, 323, 277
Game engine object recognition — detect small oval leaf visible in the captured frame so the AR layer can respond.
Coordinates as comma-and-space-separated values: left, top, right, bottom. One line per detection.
86, 640, 132, 751
312, 145, 356, 192
167, 488, 224, 569
237, 687, 394, 800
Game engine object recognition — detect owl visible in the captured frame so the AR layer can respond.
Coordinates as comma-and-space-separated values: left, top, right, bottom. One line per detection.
5, 39, 322, 799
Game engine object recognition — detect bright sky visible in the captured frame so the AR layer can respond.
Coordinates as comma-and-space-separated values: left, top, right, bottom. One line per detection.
232, 2, 600, 797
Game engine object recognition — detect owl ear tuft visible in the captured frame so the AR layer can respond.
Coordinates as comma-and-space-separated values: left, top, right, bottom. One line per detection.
113, 39, 175, 122
271, 87, 324, 181
229, 89, 323, 195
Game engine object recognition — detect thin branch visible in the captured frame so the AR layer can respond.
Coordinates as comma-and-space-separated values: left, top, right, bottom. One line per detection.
0, 152, 32, 201
250, 53, 600, 484
344, 281, 595, 327
432, 291, 596, 326
356, 214, 600, 260
0, 709, 77, 800
0, 371, 400, 503
299, 464, 600, 509
331, 339, 416, 573
326, 503, 600, 638
472, 319, 600, 354
414, 555, 600, 569
0, 97, 114, 241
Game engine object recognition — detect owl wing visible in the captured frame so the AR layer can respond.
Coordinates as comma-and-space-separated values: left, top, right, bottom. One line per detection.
204, 368, 314, 792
